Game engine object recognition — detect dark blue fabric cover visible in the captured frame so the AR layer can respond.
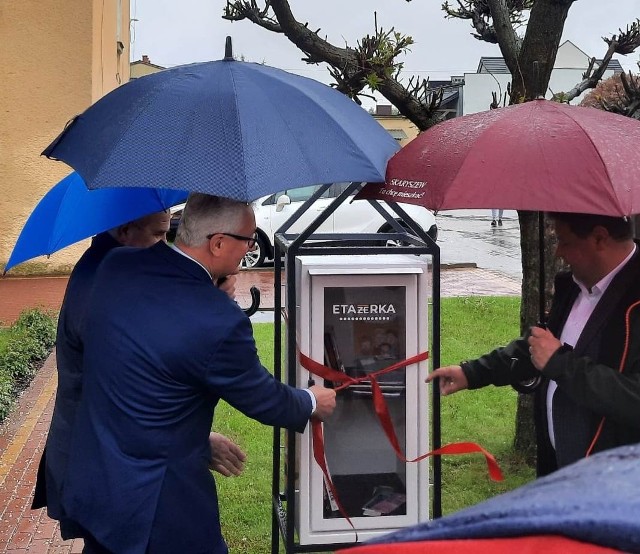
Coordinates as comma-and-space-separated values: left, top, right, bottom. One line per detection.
367, 444, 640, 552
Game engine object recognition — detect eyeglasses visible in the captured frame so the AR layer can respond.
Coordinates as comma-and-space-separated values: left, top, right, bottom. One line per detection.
206, 231, 258, 249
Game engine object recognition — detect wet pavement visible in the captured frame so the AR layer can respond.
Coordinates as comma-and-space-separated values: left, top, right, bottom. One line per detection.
436, 209, 522, 280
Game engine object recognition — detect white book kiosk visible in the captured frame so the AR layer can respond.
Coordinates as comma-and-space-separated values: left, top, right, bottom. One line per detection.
270, 183, 441, 553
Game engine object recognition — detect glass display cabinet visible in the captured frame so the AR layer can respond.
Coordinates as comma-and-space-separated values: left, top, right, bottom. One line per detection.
269, 181, 440, 554
288, 255, 431, 548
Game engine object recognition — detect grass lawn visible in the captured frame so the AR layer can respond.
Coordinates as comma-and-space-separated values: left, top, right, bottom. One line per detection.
215, 296, 535, 552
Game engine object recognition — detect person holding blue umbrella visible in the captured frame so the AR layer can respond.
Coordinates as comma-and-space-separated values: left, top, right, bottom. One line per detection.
60, 193, 336, 554
32, 208, 246, 544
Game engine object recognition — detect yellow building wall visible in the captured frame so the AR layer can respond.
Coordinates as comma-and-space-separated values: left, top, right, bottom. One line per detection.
0, 0, 130, 273
130, 60, 165, 79
373, 115, 420, 147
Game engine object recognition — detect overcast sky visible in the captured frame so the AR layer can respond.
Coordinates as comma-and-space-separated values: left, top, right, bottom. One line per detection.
130, 0, 640, 107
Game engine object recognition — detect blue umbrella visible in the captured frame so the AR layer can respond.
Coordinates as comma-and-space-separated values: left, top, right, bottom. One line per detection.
4, 172, 187, 273
43, 38, 399, 200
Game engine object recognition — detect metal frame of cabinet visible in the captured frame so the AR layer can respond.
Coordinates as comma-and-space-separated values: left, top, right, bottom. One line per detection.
270, 182, 441, 553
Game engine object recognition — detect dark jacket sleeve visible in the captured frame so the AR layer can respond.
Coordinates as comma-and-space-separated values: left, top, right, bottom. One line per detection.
542, 308, 640, 430
462, 271, 576, 390
204, 315, 313, 433
462, 336, 539, 389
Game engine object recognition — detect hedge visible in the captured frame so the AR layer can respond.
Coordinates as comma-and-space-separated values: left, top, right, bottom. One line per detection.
0, 308, 57, 423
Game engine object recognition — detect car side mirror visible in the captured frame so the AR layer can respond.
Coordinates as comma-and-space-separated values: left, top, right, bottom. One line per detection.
275, 194, 291, 212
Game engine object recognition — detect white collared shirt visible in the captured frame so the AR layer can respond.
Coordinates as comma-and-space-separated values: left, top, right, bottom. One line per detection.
546, 245, 636, 447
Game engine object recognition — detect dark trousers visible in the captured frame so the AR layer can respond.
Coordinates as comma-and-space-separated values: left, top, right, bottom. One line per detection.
82, 533, 113, 554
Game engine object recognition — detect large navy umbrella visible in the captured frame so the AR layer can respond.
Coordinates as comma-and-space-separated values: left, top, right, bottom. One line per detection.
43, 38, 399, 200
4, 172, 186, 273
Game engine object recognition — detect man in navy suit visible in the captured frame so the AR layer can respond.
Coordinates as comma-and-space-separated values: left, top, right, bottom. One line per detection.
62, 194, 336, 554
33, 210, 246, 543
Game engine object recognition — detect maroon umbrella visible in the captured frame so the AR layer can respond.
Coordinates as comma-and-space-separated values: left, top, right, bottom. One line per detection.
358, 99, 640, 216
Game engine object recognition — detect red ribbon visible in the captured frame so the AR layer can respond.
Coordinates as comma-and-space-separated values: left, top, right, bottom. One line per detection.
312, 419, 357, 532
301, 351, 504, 527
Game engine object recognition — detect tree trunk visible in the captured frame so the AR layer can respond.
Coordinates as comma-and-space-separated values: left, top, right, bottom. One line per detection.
514, 211, 559, 463
514, 393, 536, 463
509, 2, 572, 102
500, 0, 574, 460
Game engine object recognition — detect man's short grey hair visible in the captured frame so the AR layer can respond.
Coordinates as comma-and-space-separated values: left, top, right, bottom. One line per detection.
176, 193, 251, 247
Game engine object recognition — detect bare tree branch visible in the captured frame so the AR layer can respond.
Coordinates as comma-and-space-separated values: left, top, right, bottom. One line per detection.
486, 0, 523, 74
442, 0, 533, 43
561, 42, 617, 102
442, 0, 498, 42
223, 0, 446, 129
605, 19, 640, 55
223, 0, 282, 32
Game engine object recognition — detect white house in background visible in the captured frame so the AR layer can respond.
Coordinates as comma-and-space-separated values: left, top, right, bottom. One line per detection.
462, 40, 623, 115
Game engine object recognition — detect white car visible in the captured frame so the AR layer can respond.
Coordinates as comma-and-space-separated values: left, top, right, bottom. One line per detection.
244, 183, 437, 268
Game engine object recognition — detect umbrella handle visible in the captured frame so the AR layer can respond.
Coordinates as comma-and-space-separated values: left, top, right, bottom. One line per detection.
242, 286, 261, 317
217, 277, 261, 317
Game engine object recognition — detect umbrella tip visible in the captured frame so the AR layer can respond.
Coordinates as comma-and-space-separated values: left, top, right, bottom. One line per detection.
224, 36, 233, 61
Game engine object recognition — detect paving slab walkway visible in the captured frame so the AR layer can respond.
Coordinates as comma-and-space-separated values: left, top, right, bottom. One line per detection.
0, 266, 520, 551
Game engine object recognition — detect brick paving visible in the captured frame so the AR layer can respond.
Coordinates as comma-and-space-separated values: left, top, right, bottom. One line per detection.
0, 352, 83, 553
0, 265, 520, 551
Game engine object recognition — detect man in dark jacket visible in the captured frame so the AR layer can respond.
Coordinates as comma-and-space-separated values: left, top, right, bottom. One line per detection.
427, 212, 640, 476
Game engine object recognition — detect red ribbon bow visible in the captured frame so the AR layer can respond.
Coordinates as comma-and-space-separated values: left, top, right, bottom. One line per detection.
300, 351, 504, 529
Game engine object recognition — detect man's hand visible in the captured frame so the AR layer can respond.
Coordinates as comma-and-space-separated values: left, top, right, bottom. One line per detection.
425, 365, 469, 395
309, 385, 336, 421
217, 274, 237, 300
527, 326, 562, 371
208, 432, 246, 477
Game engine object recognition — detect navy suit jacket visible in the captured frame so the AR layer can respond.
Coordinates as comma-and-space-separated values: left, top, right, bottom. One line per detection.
33, 232, 120, 533
62, 241, 312, 554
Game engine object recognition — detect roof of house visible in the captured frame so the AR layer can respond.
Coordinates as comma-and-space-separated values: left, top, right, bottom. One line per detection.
440, 89, 459, 108
130, 60, 166, 71
477, 56, 623, 74
424, 81, 461, 109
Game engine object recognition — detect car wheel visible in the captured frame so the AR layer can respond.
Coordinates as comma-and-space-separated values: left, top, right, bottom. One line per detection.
378, 222, 413, 247
427, 223, 438, 242
378, 222, 438, 247
242, 234, 267, 269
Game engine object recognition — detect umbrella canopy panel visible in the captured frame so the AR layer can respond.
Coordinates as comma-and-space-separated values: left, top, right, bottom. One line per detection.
44, 59, 399, 201
5, 172, 187, 272
358, 100, 640, 216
